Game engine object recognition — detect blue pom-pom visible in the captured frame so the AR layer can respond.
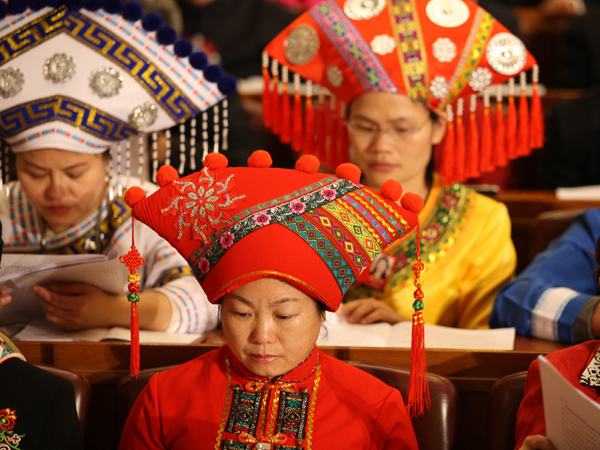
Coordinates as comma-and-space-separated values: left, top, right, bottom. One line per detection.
141, 12, 163, 32
46, 0, 64, 7
204, 65, 224, 83
83, 0, 102, 10
7, 0, 28, 15
66, 0, 84, 10
122, 1, 143, 21
189, 52, 208, 70
102, 0, 123, 14
156, 25, 177, 45
174, 39, 193, 57
0, 2, 7, 20
217, 75, 237, 96
29, 0, 46, 10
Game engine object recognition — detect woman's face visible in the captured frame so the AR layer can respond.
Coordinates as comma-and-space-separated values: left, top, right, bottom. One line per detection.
16, 149, 107, 234
347, 92, 446, 191
221, 278, 325, 378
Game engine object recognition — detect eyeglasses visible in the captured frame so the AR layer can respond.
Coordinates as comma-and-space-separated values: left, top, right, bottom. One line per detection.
346, 116, 432, 143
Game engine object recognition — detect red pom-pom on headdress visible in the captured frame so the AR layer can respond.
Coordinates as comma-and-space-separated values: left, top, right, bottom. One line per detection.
156, 165, 179, 187
380, 179, 403, 202
248, 150, 273, 168
335, 163, 361, 183
204, 152, 229, 170
124, 186, 147, 207
401, 193, 424, 214
295, 155, 320, 173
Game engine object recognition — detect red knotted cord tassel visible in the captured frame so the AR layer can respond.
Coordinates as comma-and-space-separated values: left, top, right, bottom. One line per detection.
466, 95, 480, 179
270, 59, 281, 136
261, 52, 271, 129
439, 105, 455, 185
480, 89, 494, 173
517, 73, 530, 157
119, 218, 145, 378
407, 219, 430, 418
315, 88, 326, 160
291, 74, 303, 152
494, 85, 507, 167
280, 66, 291, 144
529, 65, 544, 150
506, 79, 518, 159
303, 81, 315, 156
455, 99, 466, 183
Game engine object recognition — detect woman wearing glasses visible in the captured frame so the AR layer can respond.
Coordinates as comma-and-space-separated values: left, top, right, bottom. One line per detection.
263, 0, 544, 329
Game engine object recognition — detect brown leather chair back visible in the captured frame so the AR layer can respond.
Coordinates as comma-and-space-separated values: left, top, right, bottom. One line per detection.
528, 209, 584, 263
486, 371, 528, 450
34, 363, 92, 434
346, 361, 458, 450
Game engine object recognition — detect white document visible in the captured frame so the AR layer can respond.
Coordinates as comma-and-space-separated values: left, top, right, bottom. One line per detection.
556, 185, 600, 200
0, 251, 127, 324
317, 312, 515, 350
539, 355, 600, 450
12, 318, 205, 344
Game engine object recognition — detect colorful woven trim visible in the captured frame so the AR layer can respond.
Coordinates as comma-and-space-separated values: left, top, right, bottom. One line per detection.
0, 96, 137, 141
7, 127, 110, 151
151, 266, 194, 288
310, 1, 397, 93
388, 0, 429, 102
439, 9, 494, 110
189, 178, 360, 279
0, 6, 198, 123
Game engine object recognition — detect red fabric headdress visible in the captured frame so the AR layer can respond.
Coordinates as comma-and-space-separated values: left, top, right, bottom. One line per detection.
262, 0, 544, 182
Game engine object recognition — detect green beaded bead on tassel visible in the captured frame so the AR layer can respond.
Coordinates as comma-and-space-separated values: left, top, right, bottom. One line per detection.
128, 293, 140, 303
412, 300, 424, 311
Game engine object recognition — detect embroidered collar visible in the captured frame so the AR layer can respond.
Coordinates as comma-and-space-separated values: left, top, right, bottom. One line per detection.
225, 345, 320, 383
580, 345, 600, 387
0, 332, 25, 366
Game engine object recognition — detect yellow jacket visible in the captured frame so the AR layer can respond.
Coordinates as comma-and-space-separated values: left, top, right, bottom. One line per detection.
344, 174, 516, 329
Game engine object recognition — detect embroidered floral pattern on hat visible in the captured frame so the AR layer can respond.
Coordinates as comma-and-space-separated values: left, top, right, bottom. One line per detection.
432, 38, 457, 63
43, 53, 75, 84
161, 167, 245, 245
430, 76, 449, 99
426, 0, 470, 28
285, 24, 320, 66
326, 65, 343, 88
0, 68, 24, 99
89, 67, 124, 98
486, 32, 527, 76
343, 0, 386, 21
370, 35, 396, 56
468, 67, 492, 92
129, 102, 158, 131
580, 347, 600, 387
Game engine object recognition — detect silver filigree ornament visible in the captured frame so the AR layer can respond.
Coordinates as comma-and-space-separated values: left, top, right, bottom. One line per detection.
43, 53, 76, 84
432, 38, 457, 63
0, 67, 25, 98
426, 0, 470, 28
326, 65, 343, 88
89, 67, 124, 98
430, 76, 449, 99
285, 25, 320, 66
486, 32, 527, 76
129, 102, 158, 131
343, 0, 386, 21
370, 35, 396, 56
468, 67, 492, 92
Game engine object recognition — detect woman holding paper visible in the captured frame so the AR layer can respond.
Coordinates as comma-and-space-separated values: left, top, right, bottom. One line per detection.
262, 0, 543, 329
0, 1, 239, 333
119, 150, 422, 448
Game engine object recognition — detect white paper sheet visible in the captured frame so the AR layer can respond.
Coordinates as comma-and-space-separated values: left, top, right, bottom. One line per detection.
539, 355, 600, 450
556, 185, 600, 200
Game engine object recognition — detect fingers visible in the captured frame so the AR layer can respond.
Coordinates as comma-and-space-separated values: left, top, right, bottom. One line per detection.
0, 288, 12, 307
33, 285, 83, 331
520, 435, 557, 450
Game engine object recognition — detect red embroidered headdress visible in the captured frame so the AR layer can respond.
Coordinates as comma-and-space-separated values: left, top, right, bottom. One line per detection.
262, 0, 544, 182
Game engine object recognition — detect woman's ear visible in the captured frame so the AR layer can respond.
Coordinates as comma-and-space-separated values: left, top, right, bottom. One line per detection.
431, 111, 448, 146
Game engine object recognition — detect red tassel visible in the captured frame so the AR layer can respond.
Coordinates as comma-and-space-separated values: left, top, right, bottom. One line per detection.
480, 91, 494, 173
327, 98, 338, 168
304, 88, 315, 156
529, 66, 544, 150
407, 220, 430, 418
315, 93, 326, 160
506, 94, 518, 159
334, 101, 345, 167
291, 75, 303, 152
280, 68, 291, 144
270, 61, 281, 136
262, 53, 271, 130
466, 95, 480, 179
455, 100, 466, 183
493, 88, 507, 167
440, 106, 455, 184
119, 218, 145, 378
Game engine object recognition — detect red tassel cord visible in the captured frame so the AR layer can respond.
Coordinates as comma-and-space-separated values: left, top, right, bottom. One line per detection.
493, 85, 507, 168
303, 81, 315, 156
262, 52, 271, 129
506, 79, 518, 159
479, 89, 494, 173
517, 72, 530, 157
270, 59, 281, 136
455, 99, 466, 183
280, 66, 291, 144
327, 97, 338, 169
291, 74, 303, 152
529, 65, 545, 150
315, 88, 326, 160
119, 218, 145, 378
466, 95, 480, 179
439, 105, 455, 185
407, 219, 430, 418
